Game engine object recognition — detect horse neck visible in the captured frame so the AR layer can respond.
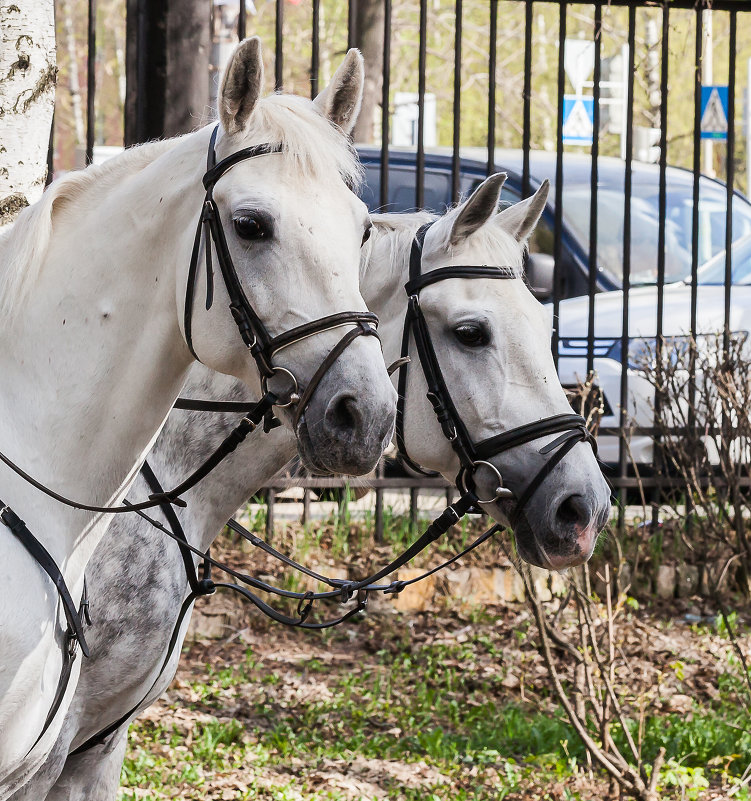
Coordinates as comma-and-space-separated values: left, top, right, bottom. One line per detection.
144, 364, 298, 553
360, 215, 427, 369
0, 130, 210, 568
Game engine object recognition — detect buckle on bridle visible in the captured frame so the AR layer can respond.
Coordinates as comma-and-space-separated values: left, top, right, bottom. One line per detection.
261, 366, 300, 408
462, 460, 515, 505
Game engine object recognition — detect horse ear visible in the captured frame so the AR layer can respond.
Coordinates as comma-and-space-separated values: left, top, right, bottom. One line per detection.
218, 37, 265, 136
496, 180, 550, 242
449, 173, 507, 246
313, 49, 364, 135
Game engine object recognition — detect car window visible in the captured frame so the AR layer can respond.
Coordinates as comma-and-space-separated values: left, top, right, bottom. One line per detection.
562, 180, 751, 287
697, 235, 751, 286
362, 164, 451, 212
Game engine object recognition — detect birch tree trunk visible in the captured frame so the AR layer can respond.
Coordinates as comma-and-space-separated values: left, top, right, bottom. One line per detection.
0, 0, 56, 227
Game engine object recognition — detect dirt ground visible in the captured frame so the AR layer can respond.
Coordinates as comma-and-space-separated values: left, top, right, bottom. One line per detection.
121, 570, 751, 801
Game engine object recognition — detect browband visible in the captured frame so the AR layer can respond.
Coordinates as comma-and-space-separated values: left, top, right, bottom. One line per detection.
405, 265, 518, 296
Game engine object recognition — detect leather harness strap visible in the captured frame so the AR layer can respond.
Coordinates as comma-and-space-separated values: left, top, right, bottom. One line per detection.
2, 501, 92, 752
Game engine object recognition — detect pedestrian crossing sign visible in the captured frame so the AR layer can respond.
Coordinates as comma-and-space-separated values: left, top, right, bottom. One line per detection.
562, 95, 594, 145
700, 85, 729, 141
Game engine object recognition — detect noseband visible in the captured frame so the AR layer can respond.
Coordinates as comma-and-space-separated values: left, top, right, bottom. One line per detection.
183, 124, 379, 420
393, 221, 596, 524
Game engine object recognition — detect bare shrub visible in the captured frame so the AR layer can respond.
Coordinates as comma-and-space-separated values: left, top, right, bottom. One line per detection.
637, 332, 751, 596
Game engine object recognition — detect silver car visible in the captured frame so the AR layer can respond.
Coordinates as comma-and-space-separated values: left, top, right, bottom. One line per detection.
555, 235, 751, 466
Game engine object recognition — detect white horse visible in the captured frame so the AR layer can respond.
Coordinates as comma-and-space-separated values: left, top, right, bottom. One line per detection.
0, 38, 397, 796
12, 175, 611, 801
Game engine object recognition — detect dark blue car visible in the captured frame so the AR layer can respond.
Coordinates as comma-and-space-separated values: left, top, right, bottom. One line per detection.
356, 147, 751, 301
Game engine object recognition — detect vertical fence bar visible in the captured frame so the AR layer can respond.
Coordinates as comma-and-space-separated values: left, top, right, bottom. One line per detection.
86, 0, 96, 165
310, 0, 320, 99
451, 0, 462, 204
275, 0, 283, 91
691, 6, 702, 343
379, 0, 392, 209
616, 4, 636, 533
302, 488, 311, 526
410, 487, 419, 532
487, 0, 497, 178
651, 1, 670, 527
585, 2, 601, 376
685, 5, 703, 549
348, 0, 359, 51
724, 10, 736, 352
416, 0, 428, 209
522, 0, 533, 198
374, 460, 385, 544
238, 0, 246, 41
266, 489, 275, 540
551, 1, 567, 370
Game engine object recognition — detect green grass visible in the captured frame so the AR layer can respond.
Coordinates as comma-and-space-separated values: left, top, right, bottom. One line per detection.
120, 594, 751, 800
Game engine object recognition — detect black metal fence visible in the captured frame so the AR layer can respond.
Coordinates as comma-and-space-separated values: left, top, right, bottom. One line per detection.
57, 0, 751, 536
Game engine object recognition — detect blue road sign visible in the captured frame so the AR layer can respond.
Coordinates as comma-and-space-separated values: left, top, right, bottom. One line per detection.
700, 85, 729, 141
563, 95, 594, 145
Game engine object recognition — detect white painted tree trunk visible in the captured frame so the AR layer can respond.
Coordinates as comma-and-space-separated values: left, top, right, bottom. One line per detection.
0, 1, 56, 227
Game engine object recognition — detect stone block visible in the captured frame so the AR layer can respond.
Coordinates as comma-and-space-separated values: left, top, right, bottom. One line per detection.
390, 568, 437, 612
656, 564, 676, 600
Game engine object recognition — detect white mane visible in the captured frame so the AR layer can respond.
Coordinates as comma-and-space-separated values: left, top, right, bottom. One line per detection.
0, 92, 362, 324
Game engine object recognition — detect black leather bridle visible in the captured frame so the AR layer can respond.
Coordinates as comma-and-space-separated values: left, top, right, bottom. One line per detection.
393, 221, 597, 526
183, 125, 380, 422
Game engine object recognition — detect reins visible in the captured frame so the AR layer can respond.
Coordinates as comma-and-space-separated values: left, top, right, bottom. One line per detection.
69, 218, 603, 756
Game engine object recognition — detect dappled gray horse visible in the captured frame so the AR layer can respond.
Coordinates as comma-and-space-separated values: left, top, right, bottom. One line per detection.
15, 177, 610, 800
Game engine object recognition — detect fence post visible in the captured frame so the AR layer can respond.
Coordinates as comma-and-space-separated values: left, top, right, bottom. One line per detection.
266, 488, 275, 541
302, 488, 311, 526
410, 486, 419, 533
374, 459, 385, 544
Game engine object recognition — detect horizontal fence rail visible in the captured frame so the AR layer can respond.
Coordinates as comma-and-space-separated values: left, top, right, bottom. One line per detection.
49, 0, 751, 535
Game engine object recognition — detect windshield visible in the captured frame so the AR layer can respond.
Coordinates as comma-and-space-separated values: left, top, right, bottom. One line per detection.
696, 235, 751, 285
561, 177, 751, 287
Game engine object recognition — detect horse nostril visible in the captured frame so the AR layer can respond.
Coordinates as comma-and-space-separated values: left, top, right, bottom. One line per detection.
555, 494, 590, 530
325, 394, 361, 435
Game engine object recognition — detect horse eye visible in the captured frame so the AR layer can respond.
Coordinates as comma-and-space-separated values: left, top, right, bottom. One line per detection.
361, 224, 372, 247
453, 323, 488, 347
234, 215, 267, 241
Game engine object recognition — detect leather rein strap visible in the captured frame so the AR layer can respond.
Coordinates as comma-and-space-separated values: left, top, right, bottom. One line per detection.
69, 219, 601, 755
